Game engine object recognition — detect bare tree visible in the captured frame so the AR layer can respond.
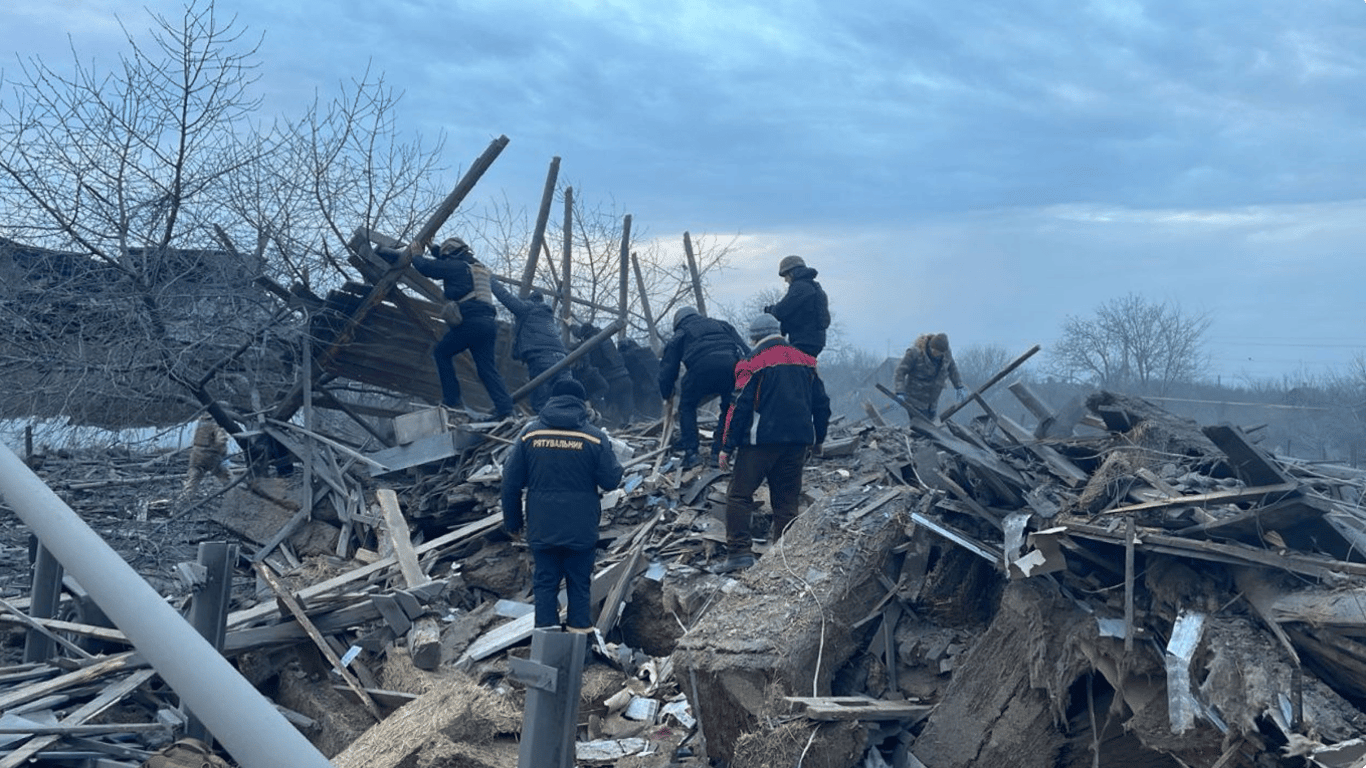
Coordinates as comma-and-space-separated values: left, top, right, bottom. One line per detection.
1047, 293, 1210, 394
954, 343, 1022, 389
0, 0, 444, 432
470, 186, 739, 346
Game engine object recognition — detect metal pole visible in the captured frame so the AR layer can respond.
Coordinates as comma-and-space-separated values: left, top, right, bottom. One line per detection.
0, 444, 334, 768
186, 541, 237, 743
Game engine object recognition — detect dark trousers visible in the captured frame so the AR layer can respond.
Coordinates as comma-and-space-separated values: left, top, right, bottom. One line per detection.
432, 314, 514, 415
678, 355, 736, 454
523, 352, 569, 411
725, 443, 807, 555
604, 373, 635, 426
531, 546, 595, 629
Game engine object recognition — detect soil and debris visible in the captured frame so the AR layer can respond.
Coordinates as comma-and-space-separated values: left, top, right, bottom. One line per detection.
3, 380, 1366, 768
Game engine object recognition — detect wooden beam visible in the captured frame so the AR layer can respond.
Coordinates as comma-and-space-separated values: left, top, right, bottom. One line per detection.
939, 344, 1042, 422
253, 562, 383, 722
376, 489, 429, 589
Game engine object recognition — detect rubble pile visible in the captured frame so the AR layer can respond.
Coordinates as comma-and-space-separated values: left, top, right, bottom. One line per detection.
3, 382, 1366, 768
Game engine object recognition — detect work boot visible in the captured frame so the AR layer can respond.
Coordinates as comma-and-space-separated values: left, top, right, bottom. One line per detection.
681, 450, 700, 469
716, 552, 755, 574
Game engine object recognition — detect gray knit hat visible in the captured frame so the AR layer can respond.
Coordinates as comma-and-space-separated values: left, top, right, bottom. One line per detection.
673, 306, 699, 329
778, 255, 805, 276
748, 312, 781, 340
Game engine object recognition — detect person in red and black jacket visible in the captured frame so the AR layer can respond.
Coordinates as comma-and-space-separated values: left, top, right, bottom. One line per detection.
501, 378, 624, 630
715, 313, 830, 573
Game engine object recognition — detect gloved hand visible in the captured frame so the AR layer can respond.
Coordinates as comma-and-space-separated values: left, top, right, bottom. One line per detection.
717, 451, 730, 472
955, 387, 966, 403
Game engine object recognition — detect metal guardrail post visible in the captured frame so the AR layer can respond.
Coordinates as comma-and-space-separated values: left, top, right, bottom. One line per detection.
510, 628, 587, 768
22, 542, 62, 663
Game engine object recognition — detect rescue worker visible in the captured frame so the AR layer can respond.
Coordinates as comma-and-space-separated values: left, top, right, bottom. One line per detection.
489, 277, 571, 411
501, 378, 624, 631
716, 313, 829, 572
618, 337, 663, 421
379, 237, 515, 419
894, 332, 965, 421
658, 306, 750, 469
763, 255, 831, 357
574, 323, 634, 427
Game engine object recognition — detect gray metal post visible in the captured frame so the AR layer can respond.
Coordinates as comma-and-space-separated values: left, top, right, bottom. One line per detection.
0, 444, 334, 768
510, 629, 587, 768
23, 542, 63, 663
185, 542, 238, 743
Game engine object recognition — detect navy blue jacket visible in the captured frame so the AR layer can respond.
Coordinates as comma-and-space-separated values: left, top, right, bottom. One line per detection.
765, 266, 830, 354
618, 339, 660, 388
409, 254, 496, 321
577, 325, 631, 381
490, 279, 566, 361
501, 395, 624, 550
658, 315, 750, 399
723, 337, 831, 450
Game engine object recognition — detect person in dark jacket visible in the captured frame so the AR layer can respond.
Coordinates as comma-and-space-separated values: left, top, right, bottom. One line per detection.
490, 278, 570, 411
658, 306, 750, 469
574, 323, 634, 427
618, 338, 662, 420
763, 255, 831, 357
716, 313, 830, 572
894, 332, 965, 421
501, 378, 624, 630
379, 237, 515, 418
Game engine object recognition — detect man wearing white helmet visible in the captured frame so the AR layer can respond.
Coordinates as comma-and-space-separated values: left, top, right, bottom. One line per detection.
715, 313, 829, 573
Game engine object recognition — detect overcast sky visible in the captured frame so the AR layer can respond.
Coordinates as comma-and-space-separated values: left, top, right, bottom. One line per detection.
3, 0, 1363, 384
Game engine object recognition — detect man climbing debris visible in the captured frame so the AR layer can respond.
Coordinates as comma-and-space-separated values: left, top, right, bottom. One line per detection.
657, 306, 750, 469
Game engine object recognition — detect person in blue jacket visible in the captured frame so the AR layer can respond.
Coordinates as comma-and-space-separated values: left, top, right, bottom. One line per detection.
657, 306, 750, 468
378, 237, 514, 418
763, 255, 831, 357
489, 277, 571, 411
501, 378, 624, 631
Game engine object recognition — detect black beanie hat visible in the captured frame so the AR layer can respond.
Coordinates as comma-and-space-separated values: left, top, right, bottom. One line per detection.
552, 378, 586, 401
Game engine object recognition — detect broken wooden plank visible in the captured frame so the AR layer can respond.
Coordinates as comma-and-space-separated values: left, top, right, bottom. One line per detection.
407, 617, 442, 670
375, 489, 428, 588
1063, 520, 1366, 579
993, 414, 1090, 487
253, 562, 383, 722
0, 653, 138, 713
0, 668, 155, 768
783, 696, 933, 722
937, 343, 1041, 422
1204, 423, 1292, 486
1102, 482, 1300, 517
227, 512, 500, 629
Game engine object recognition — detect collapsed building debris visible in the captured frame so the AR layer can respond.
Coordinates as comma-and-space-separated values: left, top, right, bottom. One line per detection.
3, 148, 1365, 768
4, 373, 1366, 767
